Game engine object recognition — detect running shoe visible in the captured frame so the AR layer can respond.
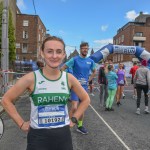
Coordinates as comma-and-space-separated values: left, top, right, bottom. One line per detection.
117, 102, 121, 106
76, 126, 88, 134
144, 108, 150, 114
122, 94, 125, 99
90, 93, 95, 96
136, 108, 140, 115
105, 108, 109, 111
109, 108, 114, 111
132, 95, 136, 99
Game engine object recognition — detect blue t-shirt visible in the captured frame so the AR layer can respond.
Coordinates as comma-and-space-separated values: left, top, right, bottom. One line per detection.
65, 67, 73, 74
65, 56, 96, 86
106, 71, 118, 90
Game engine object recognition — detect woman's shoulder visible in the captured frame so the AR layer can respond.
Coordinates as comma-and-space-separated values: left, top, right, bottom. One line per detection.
21, 71, 35, 83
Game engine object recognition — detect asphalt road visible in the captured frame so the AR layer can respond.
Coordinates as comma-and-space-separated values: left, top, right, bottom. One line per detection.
0, 83, 150, 150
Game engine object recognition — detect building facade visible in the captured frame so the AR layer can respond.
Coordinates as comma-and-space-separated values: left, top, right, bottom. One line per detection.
112, 12, 150, 63
16, 14, 46, 61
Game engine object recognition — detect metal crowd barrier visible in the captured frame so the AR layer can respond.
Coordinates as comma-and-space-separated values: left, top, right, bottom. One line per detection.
0, 71, 27, 114
0, 71, 26, 96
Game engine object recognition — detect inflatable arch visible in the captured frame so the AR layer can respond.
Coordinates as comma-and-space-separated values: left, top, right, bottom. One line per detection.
89, 44, 150, 64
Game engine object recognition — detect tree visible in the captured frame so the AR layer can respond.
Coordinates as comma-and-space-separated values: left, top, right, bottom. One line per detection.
8, 9, 16, 68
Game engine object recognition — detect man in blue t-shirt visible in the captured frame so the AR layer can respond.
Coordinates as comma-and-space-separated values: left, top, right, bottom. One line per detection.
61, 42, 96, 134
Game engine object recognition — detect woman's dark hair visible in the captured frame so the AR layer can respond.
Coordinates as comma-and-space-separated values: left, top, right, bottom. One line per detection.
108, 65, 113, 71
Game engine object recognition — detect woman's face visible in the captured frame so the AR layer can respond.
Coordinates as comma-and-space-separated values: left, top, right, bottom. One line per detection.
119, 63, 123, 68
41, 40, 65, 69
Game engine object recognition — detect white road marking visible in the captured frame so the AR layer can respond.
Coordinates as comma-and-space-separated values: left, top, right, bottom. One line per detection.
90, 104, 131, 150
123, 90, 133, 92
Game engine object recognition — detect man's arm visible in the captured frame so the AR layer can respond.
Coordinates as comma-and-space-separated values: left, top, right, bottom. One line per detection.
129, 68, 133, 74
89, 61, 96, 82
68, 74, 90, 127
89, 69, 96, 82
60, 58, 74, 71
60, 64, 68, 71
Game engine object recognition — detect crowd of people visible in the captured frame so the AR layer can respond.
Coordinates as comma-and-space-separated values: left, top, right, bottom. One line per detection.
1, 35, 150, 149
97, 58, 150, 115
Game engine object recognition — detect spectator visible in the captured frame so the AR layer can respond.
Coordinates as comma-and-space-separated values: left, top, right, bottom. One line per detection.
134, 59, 150, 115
116, 63, 127, 106
129, 61, 139, 99
105, 64, 118, 111
98, 60, 108, 107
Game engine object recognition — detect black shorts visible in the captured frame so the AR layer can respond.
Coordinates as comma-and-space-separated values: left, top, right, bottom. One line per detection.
27, 125, 73, 150
89, 80, 92, 85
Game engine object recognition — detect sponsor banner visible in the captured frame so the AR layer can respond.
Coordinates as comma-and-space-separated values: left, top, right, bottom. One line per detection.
100, 48, 110, 59
113, 45, 136, 54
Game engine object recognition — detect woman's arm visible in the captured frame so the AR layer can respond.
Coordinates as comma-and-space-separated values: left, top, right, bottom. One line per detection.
124, 71, 128, 85
1, 72, 34, 131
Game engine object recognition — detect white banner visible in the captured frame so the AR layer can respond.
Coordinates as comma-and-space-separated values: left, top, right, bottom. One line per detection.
113, 45, 136, 54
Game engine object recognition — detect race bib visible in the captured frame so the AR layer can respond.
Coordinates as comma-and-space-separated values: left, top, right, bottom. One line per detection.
78, 78, 87, 86
38, 105, 66, 127
119, 80, 124, 85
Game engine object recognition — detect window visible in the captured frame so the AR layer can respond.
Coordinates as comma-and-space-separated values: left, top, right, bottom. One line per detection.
119, 37, 121, 44
139, 42, 143, 47
135, 32, 143, 37
23, 20, 29, 26
22, 43, 28, 53
134, 42, 143, 47
16, 43, 20, 48
23, 31, 28, 39
118, 54, 120, 61
113, 39, 116, 44
39, 25, 41, 30
16, 55, 19, 60
121, 35, 124, 42
113, 55, 117, 62
116, 39, 118, 45
39, 34, 41, 41
113, 56, 115, 62
121, 54, 123, 61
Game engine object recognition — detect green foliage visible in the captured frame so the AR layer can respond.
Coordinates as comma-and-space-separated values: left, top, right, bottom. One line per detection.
8, 9, 16, 66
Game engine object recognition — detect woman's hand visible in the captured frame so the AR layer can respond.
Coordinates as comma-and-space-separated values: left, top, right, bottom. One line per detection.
70, 121, 76, 128
20, 121, 30, 132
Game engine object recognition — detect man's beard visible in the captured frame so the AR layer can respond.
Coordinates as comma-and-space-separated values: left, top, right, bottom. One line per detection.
81, 52, 87, 57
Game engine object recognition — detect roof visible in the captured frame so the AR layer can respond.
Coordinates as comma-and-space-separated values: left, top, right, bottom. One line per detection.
135, 12, 150, 23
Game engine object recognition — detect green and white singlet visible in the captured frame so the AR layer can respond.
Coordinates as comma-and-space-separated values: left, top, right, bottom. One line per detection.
30, 70, 70, 129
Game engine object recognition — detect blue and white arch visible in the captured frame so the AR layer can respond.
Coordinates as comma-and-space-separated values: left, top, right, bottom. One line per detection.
89, 44, 150, 64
